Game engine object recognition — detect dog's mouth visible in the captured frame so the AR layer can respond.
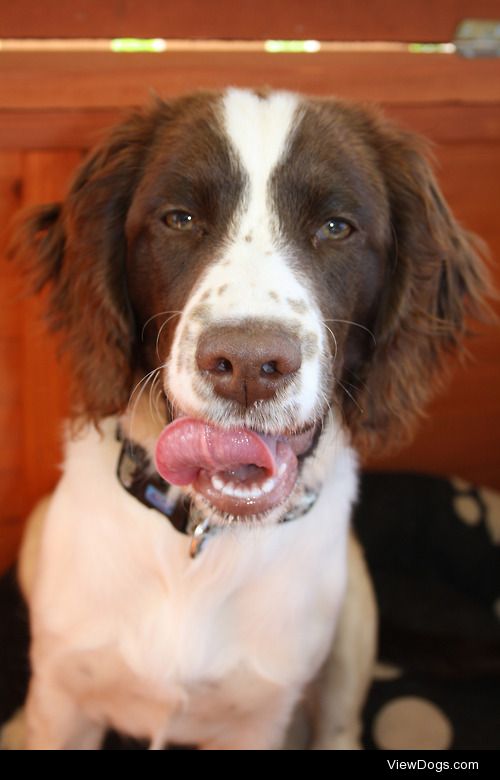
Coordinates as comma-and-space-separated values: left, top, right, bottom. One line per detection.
154, 418, 317, 517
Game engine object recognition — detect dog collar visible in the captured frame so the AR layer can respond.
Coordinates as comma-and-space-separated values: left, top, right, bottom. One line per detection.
116, 434, 319, 558
117, 436, 190, 533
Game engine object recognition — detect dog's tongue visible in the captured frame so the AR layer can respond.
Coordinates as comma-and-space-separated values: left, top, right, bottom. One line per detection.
154, 418, 302, 517
155, 418, 277, 485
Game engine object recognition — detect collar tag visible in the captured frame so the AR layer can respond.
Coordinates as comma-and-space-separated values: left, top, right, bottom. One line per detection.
189, 519, 213, 559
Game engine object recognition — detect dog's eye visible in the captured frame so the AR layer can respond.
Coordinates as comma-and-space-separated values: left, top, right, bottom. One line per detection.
164, 210, 195, 231
314, 219, 353, 243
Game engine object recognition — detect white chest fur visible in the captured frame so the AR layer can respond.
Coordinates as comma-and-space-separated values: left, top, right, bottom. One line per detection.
28, 421, 358, 748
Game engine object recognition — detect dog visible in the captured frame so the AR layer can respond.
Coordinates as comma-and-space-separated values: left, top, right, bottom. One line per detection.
1, 88, 489, 750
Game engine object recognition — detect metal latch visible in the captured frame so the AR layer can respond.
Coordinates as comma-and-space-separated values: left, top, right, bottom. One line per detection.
455, 19, 500, 58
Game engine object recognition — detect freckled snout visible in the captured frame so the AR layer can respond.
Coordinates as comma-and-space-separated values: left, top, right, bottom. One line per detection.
196, 323, 302, 407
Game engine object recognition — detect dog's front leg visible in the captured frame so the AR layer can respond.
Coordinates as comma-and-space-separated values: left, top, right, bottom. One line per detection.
23, 674, 104, 750
1, 707, 28, 750
308, 535, 377, 750
200, 692, 299, 750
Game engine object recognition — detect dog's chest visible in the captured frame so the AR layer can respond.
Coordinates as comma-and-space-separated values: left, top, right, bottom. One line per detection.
64, 633, 287, 746
48, 525, 345, 746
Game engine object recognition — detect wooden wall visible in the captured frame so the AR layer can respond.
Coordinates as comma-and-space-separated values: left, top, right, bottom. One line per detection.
2, 0, 500, 41
1, 1, 499, 572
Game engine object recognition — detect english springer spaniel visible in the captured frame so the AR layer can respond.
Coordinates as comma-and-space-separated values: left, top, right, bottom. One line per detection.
1, 88, 489, 750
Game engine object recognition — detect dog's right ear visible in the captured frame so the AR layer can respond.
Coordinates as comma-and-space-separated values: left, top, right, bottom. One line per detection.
8, 202, 65, 292
7, 105, 165, 422
345, 116, 493, 454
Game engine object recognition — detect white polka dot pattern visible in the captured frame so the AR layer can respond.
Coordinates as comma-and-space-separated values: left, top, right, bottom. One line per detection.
373, 696, 453, 750
453, 495, 481, 526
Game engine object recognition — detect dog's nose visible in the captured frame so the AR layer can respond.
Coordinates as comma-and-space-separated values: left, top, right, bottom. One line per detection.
196, 324, 302, 407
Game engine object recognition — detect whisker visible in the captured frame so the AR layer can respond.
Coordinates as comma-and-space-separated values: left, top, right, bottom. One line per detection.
150, 374, 166, 428
129, 370, 159, 444
322, 322, 338, 363
127, 364, 168, 444
155, 312, 182, 360
141, 310, 182, 342
128, 367, 162, 408
165, 392, 178, 425
324, 405, 336, 440
337, 378, 363, 414
342, 367, 369, 395
318, 392, 333, 436
324, 318, 376, 346
341, 378, 365, 393
148, 371, 162, 426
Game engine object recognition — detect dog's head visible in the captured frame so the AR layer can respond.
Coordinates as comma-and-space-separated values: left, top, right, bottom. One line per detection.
10, 89, 490, 523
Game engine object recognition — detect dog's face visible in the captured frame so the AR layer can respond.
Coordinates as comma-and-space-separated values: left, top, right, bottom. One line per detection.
127, 91, 387, 429
10, 89, 489, 523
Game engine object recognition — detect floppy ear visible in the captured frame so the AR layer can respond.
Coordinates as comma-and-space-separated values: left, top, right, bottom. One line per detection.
8, 106, 161, 422
348, 120, 492, 453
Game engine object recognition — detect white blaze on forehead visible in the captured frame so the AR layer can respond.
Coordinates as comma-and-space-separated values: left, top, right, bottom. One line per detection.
222, 89, 299, 256
223, 88, 300, 199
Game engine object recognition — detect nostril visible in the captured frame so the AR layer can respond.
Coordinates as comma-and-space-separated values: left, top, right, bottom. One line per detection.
215, 358, 232, 374
261, 361, 279, 376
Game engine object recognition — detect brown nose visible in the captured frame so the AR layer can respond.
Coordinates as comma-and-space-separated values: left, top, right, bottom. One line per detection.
196, 324, 302, 407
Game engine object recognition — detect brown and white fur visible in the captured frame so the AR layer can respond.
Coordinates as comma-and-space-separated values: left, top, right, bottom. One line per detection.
1, 89, 488, 750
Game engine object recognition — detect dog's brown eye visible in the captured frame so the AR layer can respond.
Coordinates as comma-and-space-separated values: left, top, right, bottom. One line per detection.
314, 219, 353, 243
164, 210, 195, 231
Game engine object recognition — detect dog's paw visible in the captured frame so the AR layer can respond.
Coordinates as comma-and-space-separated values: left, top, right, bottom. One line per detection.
0, 708, 26, 750
311, 732, 362, 750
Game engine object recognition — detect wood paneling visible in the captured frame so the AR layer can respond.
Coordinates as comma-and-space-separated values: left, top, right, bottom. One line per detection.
0, 152, 79, 573
0, 52, 499, 114
1, 0, 498, 42
1, 49, 500, 150
20, 152, 80, 499
2, 104, 500, 151
0, 152, 24, 574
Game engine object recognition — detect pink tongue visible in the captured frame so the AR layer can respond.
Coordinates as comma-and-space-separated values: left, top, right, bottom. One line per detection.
155, 418, 277, 486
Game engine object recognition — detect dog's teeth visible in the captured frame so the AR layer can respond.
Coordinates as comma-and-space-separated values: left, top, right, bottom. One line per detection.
211, 475, 225, 492
210, 474, 279, 499
221, 481, 237, 496
227, 482, 253, 499
261, 477, 276, 494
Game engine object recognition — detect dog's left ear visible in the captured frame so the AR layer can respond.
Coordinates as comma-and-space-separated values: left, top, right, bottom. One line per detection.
349, 118, 493, 453
8, 105, 165, 423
